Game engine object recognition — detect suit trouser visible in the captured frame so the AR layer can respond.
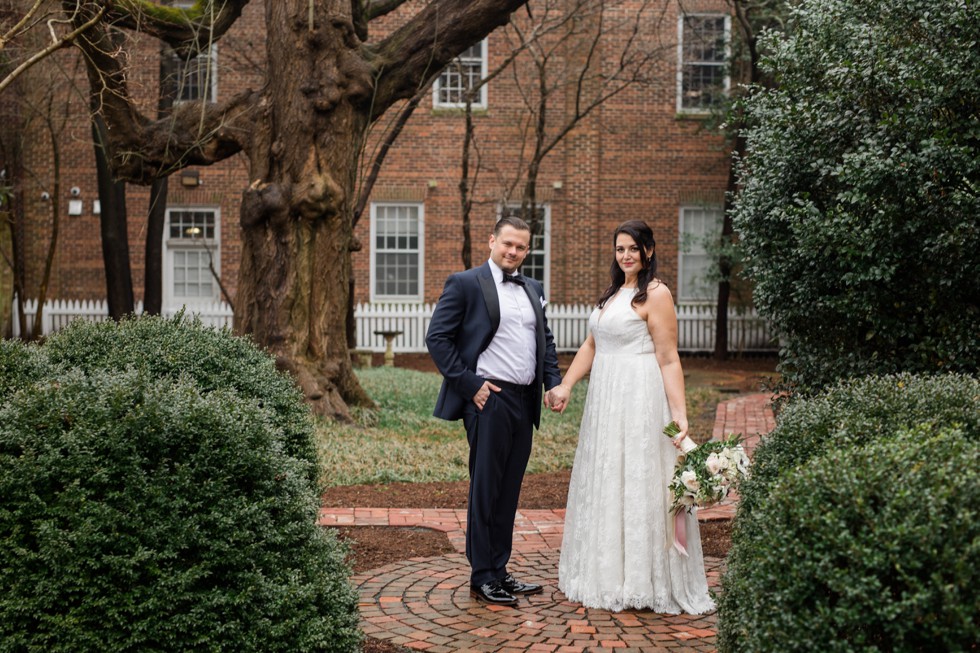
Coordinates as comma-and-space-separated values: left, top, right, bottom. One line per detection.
462, 380, 535, 586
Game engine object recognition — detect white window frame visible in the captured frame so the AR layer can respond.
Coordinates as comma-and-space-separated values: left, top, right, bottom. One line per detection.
497, 203, 550, 295
370, 202, 425, 302
678, 206, 723, 301
169, 43, 218, 103
433, 39, 488, 109
164, 206, 221, 308
676, 13, 730, 114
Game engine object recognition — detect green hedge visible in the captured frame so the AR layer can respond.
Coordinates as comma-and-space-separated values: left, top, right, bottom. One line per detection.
0, 317, 361, 652
719, 373, 980, 652
0, 338, 49, 403
41, 315, 318, 486
738, 373, 980, 519
718, 427, 979, 652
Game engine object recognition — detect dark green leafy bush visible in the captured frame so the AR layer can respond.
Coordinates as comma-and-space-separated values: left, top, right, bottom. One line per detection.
41, 314, 317, 485
739, 373, 980, 518
718, 427, 979, 652
0, 338, 50, 403
720, 373, 979, 652
732, 0, 980, 393
0, 369, 360, 652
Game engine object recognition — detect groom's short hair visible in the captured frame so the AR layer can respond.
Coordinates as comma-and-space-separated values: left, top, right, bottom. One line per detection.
494, 215, 530, 235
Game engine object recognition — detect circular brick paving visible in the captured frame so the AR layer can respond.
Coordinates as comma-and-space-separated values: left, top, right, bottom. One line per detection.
336, 394, 774, 652
355, 549, 725, 652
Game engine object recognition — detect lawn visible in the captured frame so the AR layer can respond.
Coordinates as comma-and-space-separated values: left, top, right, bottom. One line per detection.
315, 367, 725, 488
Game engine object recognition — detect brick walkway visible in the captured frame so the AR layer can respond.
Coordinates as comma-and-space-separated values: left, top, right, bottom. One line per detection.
319, 393, 774, 652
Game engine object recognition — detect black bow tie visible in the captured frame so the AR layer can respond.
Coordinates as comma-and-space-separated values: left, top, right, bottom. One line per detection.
502, 274, 525, 286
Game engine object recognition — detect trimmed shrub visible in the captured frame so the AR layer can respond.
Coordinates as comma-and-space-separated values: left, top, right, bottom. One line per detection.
0, 369, 361, 652
732, 0, 980, 394
739, 373, 980, 519
718, 426, 979, 652
41, 314, 318, 486
0, 338, 51, 403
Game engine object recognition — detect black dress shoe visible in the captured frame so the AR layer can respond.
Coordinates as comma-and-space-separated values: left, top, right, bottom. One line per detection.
470, 580, 518, 606
501, 574, 543, 596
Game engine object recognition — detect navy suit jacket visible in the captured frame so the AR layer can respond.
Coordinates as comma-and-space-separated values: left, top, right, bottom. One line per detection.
426, 262, 562, 428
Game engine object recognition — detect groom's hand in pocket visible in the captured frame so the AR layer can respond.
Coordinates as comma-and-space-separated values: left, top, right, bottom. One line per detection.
472, 381, 501, 411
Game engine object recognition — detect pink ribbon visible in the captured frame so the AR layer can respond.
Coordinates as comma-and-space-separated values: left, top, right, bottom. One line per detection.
666, 508, 689, 557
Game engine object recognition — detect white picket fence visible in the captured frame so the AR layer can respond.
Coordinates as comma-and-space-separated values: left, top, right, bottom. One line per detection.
354, 301, 774, 353
10, 297, 775, 353
10, 298, 234, 338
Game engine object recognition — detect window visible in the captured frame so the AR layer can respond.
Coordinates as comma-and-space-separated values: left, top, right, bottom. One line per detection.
165, 208, 220, 305
371, 203, 424, 300
164, 45, 218, 103
677, 14, 729, 113
498, 204, 550, 292
678, 206, 723, 301
433, 40, 488, 109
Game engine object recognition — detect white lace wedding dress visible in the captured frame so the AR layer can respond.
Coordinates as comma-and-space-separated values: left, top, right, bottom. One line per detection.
558, 288, 715, 614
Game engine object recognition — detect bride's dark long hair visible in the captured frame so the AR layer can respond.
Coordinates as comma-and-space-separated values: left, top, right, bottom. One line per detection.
596, 220, 659, 309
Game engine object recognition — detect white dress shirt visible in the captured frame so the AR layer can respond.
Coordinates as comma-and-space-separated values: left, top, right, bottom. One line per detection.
476, 259, 537, 386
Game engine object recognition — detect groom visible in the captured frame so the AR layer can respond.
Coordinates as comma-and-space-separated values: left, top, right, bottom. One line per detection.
426, 216, 563, 606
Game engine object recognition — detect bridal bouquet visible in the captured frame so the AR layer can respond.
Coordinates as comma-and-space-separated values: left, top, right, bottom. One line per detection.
663, 421, 750, 514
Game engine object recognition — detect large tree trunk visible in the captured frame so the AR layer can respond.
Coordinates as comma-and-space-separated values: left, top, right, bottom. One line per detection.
236, 1, 375, 420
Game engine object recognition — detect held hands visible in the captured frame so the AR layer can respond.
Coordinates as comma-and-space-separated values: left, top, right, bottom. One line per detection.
472, 381, 501, 411
545, 383, 571, 414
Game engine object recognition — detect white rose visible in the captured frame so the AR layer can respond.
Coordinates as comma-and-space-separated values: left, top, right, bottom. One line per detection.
681, 470, 700, 493
705, 452, 724, 475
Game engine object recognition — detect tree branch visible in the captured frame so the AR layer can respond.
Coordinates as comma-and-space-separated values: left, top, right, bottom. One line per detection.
352, 84, 426, 228
65, 1, 258, 183
106, 0, 252, 56
363, 0, 412, 20
0, 4, 105, 95
0, 0, 49, 49
368, 0, 530, 118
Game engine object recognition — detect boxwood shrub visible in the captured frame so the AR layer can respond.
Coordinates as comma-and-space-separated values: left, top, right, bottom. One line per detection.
0, 368, 360, 652
0, 337, 50, 403
738, 373, 980, 519
40, 315, 318, 487
718, 426, 979, 652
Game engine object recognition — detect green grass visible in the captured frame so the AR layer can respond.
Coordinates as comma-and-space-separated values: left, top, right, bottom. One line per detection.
316, 367, 727, 488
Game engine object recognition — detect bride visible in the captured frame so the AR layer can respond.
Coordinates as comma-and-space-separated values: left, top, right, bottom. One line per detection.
546, 220, 715, 614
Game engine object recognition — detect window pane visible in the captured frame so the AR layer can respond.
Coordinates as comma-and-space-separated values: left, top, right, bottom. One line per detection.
679, 207, 723, 300
436, 41, 485, 106
173, 50, 215, 102
168, 208, 220, 302
169, 209, 216, 241
680, 15, 727, 111
373, 204, 421, 297
172, 249, 214, 299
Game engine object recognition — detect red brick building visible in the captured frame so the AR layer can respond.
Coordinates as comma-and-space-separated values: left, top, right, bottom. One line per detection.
6, 0, 734, 333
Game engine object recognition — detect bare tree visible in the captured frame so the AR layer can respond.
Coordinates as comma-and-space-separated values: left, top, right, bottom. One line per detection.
0, 46, 84, 340
456, 0, 669, 265
64, 0, 536, 419
0, 1, 106, 95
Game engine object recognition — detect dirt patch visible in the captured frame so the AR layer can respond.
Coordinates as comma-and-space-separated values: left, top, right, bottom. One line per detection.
322, 469, 573, 511
335, 526, 457, 573
325, 473, 732, 568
